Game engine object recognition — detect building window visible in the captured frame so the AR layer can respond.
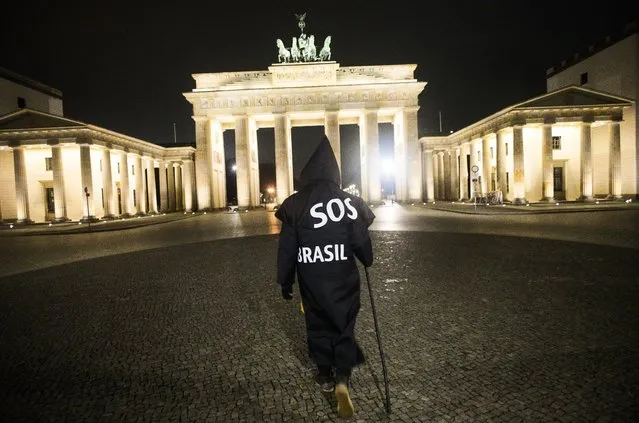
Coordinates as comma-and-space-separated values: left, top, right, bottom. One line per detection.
101, 188, 104, 207
506, 172, 510, 193
17, 97, 26, 108
580, 72, 588, 85
490, 147, 494, 159
133, 190, 137, 206
117, 162, 120, 174
99, 160, 102, 171
552, 136, 562, 150
477, 151, 481, 162
45, 157, 52, 171
505, 143, 509, 156
132, 164, 135, 175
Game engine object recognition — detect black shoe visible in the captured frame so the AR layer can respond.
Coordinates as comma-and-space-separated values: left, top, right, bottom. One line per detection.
316, 366, 334, 393
335, 369, 351, 387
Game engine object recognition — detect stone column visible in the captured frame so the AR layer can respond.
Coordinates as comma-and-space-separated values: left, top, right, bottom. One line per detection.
133, 154, 145, 215
210, 120, 226, 209
102, 146, 117, 219
79, 141, 96, 221
49, 141, 68, 222
120, 151, 132, 216
579, 120, 594, 201
393, 113, 406, 201
176, 164, 184, 210
482, 135, 492, 194
274, 112, 293, 204
167, 162, 176, 211
444, 150, 453, 200
608, 119, 622, 199
453, 148, 460, 200
146, 158, 158, 213
183, 159, 195, 212
158, 161, 168, 213
248, 120, 260, 207
101, 148, 115, 218
438, 152, 445, 200
404, 107, 421, 202
512, 124, 527, 204
424, 149, 435, 202
460, 142, 470, 200
324, 110, 341, 175
541, 122, 555, 202
496, 130, 506, 197
432, 152, 439, 199
235, 115, 251, 208
13, 145, 31, 223
359, 109, 381, 203
194, 117, 212, 211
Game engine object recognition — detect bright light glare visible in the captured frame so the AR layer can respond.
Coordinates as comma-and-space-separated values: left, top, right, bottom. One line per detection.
382, 159, 394, 175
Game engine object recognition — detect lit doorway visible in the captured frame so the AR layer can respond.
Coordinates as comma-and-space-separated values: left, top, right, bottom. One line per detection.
45, 186, 55, 221
116, 185, 122, 215
553, 166, 565, 200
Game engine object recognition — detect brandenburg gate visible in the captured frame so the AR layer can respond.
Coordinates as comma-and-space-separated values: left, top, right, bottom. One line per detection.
183, 16, 426, 209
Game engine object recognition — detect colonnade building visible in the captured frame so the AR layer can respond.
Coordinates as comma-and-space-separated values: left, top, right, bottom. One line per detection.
420, 86, 633, 203
0, 109, 195, 223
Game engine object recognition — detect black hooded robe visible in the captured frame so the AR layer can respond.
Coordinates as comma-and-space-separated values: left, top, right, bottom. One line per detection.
276, 136, 375, 373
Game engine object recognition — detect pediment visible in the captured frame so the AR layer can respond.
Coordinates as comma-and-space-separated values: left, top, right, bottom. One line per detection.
513, 86, 632, 110
0, 109, 85, 130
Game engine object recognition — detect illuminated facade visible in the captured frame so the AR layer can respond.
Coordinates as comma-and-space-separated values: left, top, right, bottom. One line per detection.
420, 86, 634, 203
0, 109, 195, 223
183, 62, 426, 208
546, 23, 638, 198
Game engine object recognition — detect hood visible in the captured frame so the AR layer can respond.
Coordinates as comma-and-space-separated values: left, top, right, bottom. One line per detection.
299, 135, 341, 187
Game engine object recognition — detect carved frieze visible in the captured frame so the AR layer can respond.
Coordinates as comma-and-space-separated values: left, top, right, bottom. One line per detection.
195, 87, 422, 112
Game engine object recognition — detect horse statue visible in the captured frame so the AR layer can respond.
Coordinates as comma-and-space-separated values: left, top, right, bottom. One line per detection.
306, 34, 317, 61
319, 35, 331, 61
276, 39, 291, 63
291, 37, 301, 62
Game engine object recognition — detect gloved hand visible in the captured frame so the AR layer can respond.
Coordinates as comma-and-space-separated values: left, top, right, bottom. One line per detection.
281, 285, 293, 300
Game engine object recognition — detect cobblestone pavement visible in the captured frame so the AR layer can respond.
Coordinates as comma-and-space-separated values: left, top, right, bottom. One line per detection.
1, 230, 637, 422
1, 206, 638, 279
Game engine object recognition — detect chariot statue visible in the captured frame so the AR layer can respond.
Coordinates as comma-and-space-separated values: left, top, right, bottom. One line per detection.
275, 12, 332, 63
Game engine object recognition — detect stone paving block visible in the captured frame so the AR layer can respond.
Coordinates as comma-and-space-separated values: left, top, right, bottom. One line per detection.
0, 232, 638, 421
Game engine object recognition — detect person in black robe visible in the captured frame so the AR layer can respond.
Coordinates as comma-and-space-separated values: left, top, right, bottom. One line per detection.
276, 135, 375, 419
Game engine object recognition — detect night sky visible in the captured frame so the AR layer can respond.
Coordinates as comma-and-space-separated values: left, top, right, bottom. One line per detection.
3, 0, 633, 190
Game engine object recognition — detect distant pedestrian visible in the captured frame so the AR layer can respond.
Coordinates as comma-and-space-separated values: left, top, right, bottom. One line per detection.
276, 136, 375, 419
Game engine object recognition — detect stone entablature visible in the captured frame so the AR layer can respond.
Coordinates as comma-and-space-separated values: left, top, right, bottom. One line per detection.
186, 63, 424, 126
191, 85, 421, 117
425, 107, 626, 151
191, 64, 419, 91
0, 122, 194, 162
